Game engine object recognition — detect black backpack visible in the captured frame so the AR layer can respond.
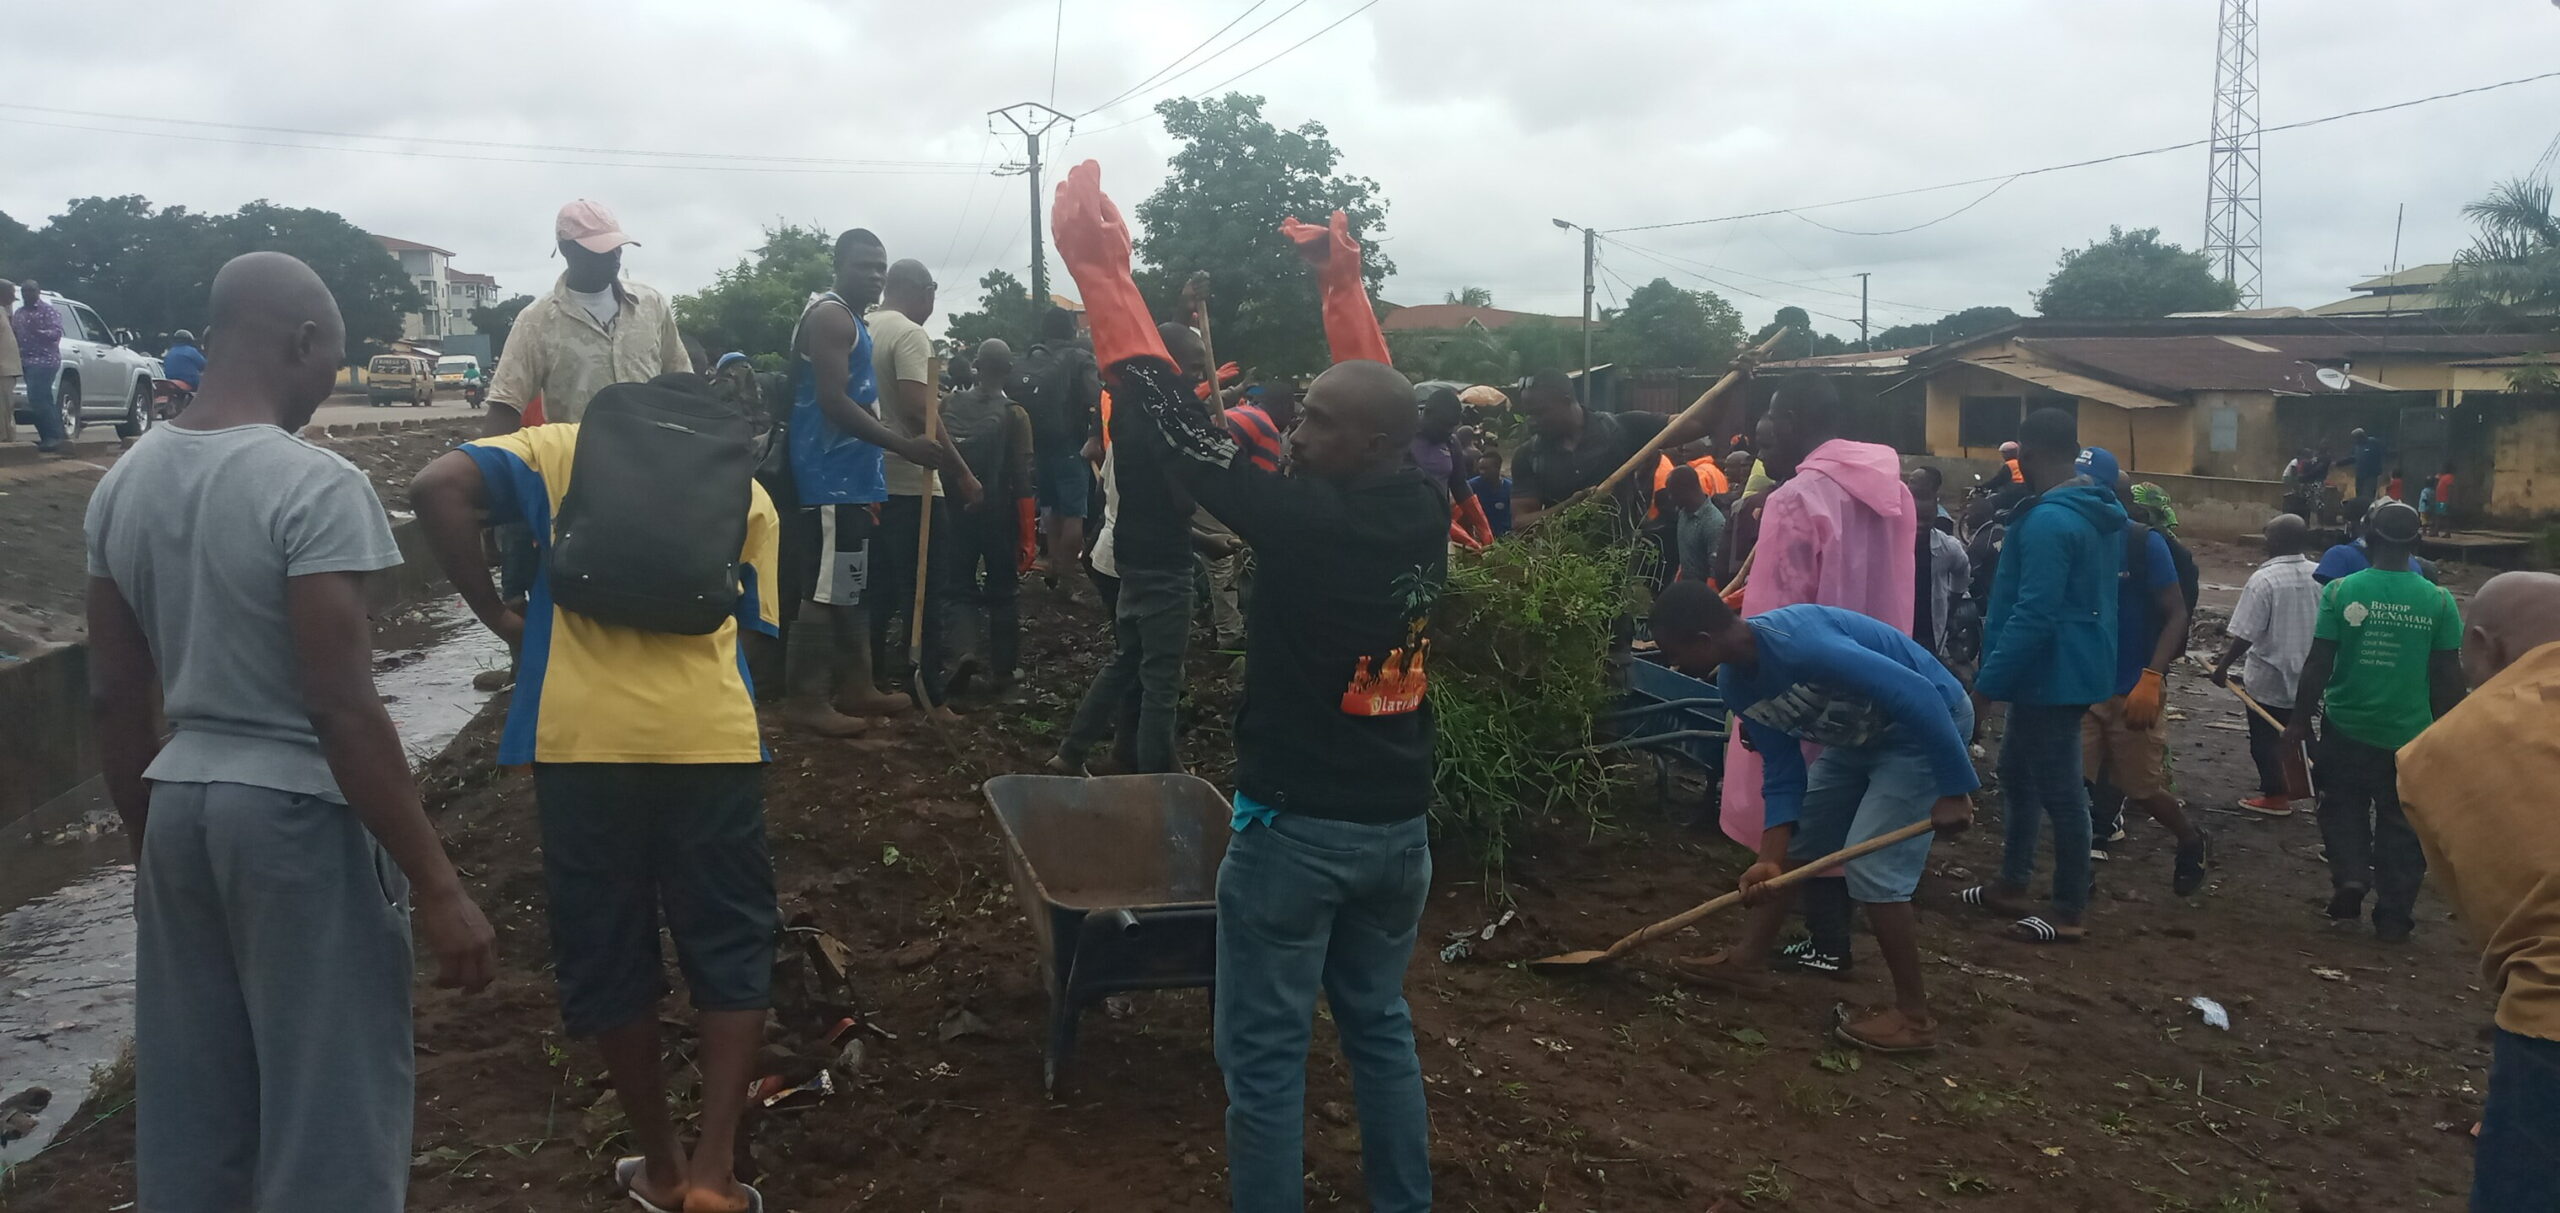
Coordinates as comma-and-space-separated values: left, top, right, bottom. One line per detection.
548, 376, 756, 635
1010, 342, 1088, 448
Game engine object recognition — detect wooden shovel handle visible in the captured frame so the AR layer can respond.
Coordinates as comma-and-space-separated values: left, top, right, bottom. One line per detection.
1588, 328, 1789, 501
1601, 818, 1936, 960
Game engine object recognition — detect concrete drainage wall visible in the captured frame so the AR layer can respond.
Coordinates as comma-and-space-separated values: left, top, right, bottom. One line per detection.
0, 516, 443, 830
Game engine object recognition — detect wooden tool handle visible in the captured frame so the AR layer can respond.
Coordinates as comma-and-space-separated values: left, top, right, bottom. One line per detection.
1588, 328, 1788, 500
1601, 818, 1936, 960
2185, 656, 2288, 732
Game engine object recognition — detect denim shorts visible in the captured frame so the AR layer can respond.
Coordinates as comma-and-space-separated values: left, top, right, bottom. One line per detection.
532, 763, 777, 1036
1035, 450, 1092, 519
1786, 701, 1972, 904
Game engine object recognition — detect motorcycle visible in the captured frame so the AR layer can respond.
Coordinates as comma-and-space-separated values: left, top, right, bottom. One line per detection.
150, 378, 195, 421
463, 379, 486, 408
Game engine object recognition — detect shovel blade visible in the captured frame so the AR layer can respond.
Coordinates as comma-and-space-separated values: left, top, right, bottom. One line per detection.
1527, 949, 1613, 969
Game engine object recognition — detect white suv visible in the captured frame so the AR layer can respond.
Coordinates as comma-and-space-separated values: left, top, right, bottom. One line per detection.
9, 292, 164, 441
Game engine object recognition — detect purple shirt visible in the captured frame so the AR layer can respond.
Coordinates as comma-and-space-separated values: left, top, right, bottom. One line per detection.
11, 301, 62, 367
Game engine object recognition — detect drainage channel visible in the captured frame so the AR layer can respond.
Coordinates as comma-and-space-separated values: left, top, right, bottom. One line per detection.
0, 598, 505, 1164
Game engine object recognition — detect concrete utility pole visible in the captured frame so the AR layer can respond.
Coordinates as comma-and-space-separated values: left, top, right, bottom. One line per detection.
1552, 218, 1596, 404
992, 102, 1072, 316
1855, 272, 1871, 351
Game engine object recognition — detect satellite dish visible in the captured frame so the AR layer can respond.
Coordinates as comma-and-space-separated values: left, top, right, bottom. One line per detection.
2315, 366, 2352, 391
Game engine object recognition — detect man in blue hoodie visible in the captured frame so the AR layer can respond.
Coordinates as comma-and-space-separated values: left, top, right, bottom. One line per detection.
1653, 584, 1978, 1053
1965, 407, 2123, 944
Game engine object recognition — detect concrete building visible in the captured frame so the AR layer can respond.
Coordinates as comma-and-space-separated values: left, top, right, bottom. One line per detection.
373, 235, 501, 341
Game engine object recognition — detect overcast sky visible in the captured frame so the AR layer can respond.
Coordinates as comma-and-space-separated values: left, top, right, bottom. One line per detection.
4, 0, 2554, 341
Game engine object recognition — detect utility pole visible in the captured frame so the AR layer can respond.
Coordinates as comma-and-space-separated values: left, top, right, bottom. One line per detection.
2203, 0, 2264, 307
1553, 218, 1596, 404
992, 102, 1071, 316
1855, 272, 1871, 351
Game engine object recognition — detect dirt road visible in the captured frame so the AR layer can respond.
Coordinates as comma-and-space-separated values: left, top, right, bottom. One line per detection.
3, 543, 2504, 1211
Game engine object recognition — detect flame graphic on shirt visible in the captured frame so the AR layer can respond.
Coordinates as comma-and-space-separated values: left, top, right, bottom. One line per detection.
1341, 639, 1430, 717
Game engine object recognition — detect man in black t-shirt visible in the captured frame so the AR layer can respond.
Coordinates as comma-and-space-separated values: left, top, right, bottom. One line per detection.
1511, 368, 1716, 527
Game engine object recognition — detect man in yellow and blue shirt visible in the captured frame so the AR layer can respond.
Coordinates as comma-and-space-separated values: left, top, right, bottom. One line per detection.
409, 412, 780, 1213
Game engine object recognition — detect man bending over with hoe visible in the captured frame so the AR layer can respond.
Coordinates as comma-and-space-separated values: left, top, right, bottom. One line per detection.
1651, 581, 1978, 1052
1052, 159, 1448, 1213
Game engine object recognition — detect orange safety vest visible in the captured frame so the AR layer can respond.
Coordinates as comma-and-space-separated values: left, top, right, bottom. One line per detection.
1649, 453, 1730, 518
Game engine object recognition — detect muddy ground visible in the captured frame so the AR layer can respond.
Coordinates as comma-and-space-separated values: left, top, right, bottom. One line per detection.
0, 541, 2507, 1213
0, 421, 478, 653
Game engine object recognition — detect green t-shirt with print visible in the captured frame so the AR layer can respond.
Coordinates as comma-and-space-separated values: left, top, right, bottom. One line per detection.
2311, 567, 2462, 749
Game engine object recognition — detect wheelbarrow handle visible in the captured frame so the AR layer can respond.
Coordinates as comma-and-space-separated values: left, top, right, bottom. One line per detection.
1599, 819, 1936, 961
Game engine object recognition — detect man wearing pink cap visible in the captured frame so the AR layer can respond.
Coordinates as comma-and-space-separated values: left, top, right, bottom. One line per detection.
475, 200, 691, 689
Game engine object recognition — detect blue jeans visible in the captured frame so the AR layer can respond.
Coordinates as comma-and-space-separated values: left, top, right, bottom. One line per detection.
22, 363, 65, 449
1216, 813, 1432, 1213
1789, 701, 1972, 904
2476, 1028, 2560, 1211
1061, 565, 1191, 772
1997, 702, 2093, 923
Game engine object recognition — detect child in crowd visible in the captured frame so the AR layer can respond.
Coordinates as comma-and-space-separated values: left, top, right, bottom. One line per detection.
2427, 466, 2455, 534
2386, 468, 2405, 502
1470, 449, 1513, 537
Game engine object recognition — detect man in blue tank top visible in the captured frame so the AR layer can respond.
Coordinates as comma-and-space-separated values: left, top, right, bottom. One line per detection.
780, 228, 952, 737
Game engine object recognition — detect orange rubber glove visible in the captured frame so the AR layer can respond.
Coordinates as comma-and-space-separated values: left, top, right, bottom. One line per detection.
2122, 668, 2167, 730
1456, 494, 1495, 547
1015, 497, 1039, 574
1051, 161, 1170, 371
1281, 211, 1390, 366
1448, 520, 1485, 552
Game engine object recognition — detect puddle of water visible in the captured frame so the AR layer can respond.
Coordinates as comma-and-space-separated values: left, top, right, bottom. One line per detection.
0, 596, 503, 1163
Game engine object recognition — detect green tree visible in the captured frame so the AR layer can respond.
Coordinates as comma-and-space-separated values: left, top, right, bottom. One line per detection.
214, 201, 419, 352
1751, 306, 1853, 361
673, 223, 835, 362
2033, 226, 2238, 319
1869, 304, 2021, 351
1444, 286, 1494, 307
1597, 277, 1743, 370
944, 269, 1042, 353
471, 293, 536, 361
2, 196, 417, 353
2442, 175, 2560, 333
0, 209, 35, 278
1134, 94, 1392, 375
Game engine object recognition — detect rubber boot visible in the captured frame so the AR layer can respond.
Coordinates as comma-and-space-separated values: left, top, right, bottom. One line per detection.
834, 602, 912, 716
780, 603, 871, 737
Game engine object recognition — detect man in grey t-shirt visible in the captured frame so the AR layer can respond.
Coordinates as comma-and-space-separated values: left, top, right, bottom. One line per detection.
84, 252, 495, 1212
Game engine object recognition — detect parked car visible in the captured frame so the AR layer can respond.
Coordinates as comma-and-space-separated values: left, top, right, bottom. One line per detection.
433, 354, 481, 391
8, 292, 165, 441
367, 354, 437, 406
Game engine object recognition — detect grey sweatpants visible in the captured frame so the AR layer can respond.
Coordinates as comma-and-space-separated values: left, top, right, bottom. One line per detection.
136, 781, 415, 1213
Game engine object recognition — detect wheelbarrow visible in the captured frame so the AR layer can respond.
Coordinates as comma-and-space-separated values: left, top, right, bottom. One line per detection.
1594, 651, 1730, 803
982, 773, 1230, 1097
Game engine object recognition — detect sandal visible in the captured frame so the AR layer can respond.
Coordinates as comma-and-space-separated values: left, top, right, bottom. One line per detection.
684, 1183, 764, 1213
1832, 1003, 1938, 1054
2005, 916, 2086, 944
614, 1157, 683, 1213
1959, 884, 2032, 918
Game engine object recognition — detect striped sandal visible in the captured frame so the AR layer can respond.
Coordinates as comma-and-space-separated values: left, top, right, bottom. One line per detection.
1959, 884, 2032, 918
2005, 916, 2087, 944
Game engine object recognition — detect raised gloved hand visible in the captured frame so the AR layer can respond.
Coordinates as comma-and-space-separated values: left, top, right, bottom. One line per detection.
1051, 161, 1169, 371
1281, 210, 1389, 365
2122, 668, 2167, 730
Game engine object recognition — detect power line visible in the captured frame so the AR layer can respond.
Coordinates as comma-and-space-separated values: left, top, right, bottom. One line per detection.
938, 128, 1000, 274
0, 102, 981, 169
1785, 176, 2019, 237
1049, 0, 1067, 105
1079, 0, 1313, 121
1605, 68, 2560, 234
1074, 0, 1272, 118
1605, 238, 1860, 326
1603, 234, 1949, 317
1080, 0, 1386, 135
0, 115, 982, 175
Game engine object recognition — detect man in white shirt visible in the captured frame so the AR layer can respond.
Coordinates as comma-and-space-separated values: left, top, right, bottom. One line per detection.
473, 199, 691, 690
865, 259, 980, 719
2211, 513, 2321, 816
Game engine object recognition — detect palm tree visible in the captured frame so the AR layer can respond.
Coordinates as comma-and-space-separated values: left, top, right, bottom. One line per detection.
1443, 286, 1495, 308
2443, 176, 2560, 330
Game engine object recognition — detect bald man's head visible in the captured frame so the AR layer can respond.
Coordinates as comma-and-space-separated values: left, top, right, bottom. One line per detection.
2461, 571, 2560, 690
882, 258, 937, 322
1289, 359, 1415, 483
204, 251, 346, 426
1158, 322, 1207, 379
2263, 513, 2310, 557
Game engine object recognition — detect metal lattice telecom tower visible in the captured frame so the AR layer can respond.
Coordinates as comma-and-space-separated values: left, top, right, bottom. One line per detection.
2203, 0, 2264, 307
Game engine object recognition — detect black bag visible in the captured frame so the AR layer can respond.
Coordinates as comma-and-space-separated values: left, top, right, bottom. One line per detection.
1010, 342, 1088, 453
548, 377, 756, 635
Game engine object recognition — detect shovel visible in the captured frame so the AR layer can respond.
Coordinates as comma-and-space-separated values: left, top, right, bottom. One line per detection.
1529, 819, 1935, 969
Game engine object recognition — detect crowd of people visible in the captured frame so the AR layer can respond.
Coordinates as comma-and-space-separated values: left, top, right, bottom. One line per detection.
69, 175, 2560, 1213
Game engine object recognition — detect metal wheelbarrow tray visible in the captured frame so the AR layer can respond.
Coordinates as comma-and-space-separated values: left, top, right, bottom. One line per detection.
982, 773, 1231, 1097
1599, 652, 1731, 800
